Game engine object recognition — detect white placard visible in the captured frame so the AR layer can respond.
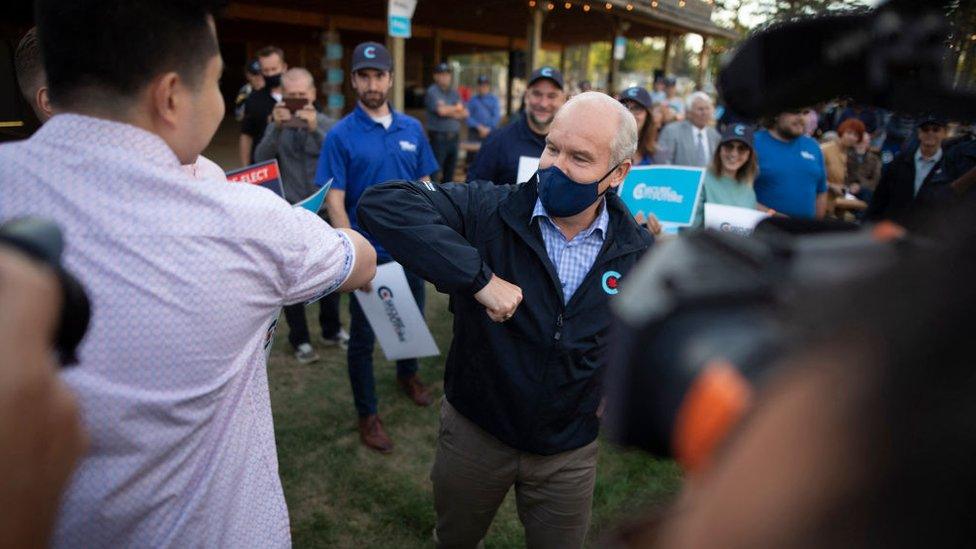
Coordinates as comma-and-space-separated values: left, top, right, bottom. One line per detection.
354, 262, 440, 361
516, 155, 540, 184
703, 203, 770, 235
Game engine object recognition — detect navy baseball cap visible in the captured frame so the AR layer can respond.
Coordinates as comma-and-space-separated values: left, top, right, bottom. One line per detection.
720, 123, 755, 148
246, 59, 261, 75
664, 76, 677, 87
433, 62, 451, 74
352, 42, 392, 72
620, 87, 652, 110
477, 75, 490, 85
528, 66, 564, 90
917, 114, 948, 128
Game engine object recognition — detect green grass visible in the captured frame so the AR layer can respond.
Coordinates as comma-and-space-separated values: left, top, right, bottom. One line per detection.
268, 286, 682, 548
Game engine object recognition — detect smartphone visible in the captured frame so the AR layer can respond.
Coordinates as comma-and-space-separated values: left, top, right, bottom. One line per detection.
283, 97, 309, 113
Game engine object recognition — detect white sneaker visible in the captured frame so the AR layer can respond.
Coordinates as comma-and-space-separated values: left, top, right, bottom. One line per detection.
294, 343, 319, 364
322, 328, 350, 350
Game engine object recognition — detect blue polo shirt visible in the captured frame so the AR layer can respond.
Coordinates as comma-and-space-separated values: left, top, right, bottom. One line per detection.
753, 130, 827, 218
467, 112, 546, 185
315, 104, 438, 259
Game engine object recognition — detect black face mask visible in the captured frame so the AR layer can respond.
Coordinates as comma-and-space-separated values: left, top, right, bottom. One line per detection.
264, 72, 282, 89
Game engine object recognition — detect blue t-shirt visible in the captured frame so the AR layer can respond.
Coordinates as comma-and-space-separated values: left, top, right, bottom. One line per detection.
753, 130, 827, 218
315, 104, 439, 259
467, 112, 546, 185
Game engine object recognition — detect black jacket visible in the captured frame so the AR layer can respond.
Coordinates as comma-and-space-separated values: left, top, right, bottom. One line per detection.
358, 179, 652, 454
866, 147, 946, 224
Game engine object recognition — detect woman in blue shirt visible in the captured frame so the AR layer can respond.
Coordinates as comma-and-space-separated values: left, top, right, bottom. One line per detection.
619, 86, 663, 166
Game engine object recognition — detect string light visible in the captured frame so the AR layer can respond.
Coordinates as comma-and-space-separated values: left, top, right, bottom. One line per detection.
626, 3, 633, 9
678, 0, 685, 6
583, 2, 590, 10
565, 1, 572, 8
605, 2, 612, 9
651, 0, 658, 6
547, 1, 555, 9
528, 0, 536, 6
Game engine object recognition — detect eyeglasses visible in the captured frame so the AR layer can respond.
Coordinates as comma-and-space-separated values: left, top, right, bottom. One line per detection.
721, 142, 751, 153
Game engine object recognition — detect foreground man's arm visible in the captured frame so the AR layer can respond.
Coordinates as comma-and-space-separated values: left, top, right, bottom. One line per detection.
357, 180, 521, 322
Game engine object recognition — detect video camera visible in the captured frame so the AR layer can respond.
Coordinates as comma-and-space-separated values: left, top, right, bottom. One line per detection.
0, 218, 91, 366
605, 0, 970, 472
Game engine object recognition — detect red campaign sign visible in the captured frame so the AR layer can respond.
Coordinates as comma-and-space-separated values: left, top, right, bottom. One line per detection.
225, 160, 284, 198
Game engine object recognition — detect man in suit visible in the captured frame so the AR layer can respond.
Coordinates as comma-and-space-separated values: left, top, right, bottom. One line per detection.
655, 91, 721, 167
866, 116, 947, 226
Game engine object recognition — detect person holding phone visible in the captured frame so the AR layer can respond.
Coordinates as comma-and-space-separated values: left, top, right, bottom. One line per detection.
254, 68, 346, 364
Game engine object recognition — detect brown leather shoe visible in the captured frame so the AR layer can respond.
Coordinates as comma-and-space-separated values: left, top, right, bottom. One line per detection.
397, 374, 433, 407
358, 415, 394, 454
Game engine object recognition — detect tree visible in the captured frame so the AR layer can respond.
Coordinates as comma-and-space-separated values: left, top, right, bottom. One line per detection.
753, 0, 871, 23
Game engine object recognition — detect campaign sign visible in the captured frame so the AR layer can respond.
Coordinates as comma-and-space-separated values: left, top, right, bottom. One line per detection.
295, 179, 332, 214
225, 160, 284, 198
703, 203, 770, 236
354, 262, 439, 361
617, 166, 705, 228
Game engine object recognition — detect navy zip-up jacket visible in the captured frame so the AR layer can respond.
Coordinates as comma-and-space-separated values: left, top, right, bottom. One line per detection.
358, 179, 652, 455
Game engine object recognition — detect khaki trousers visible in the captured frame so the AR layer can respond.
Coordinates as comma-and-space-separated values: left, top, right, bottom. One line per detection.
431, 399, 599, 549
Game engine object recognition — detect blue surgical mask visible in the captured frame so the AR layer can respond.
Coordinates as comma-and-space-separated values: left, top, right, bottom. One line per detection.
536, 164, 618, 217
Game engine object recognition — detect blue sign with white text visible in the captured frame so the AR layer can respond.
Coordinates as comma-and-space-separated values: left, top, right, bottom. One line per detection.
617, 166, 705, 227
389, 15, 411, 38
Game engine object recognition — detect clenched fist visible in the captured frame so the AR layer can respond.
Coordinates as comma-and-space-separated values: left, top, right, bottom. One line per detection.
474, 274, 523, 323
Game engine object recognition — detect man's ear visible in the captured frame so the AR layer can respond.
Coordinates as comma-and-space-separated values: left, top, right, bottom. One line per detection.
609, 160, 632, 190
150, 72, 182, 127
35, 87, 53, 120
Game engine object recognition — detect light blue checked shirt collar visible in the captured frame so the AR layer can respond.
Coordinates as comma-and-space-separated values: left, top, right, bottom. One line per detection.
532, 197, 610, 304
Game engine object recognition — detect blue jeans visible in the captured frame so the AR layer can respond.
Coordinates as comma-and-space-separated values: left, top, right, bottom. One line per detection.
347, 260, 426, 417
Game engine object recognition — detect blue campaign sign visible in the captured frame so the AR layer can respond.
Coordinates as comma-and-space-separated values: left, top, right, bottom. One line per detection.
295, 180, 332, 213
388, 15, 411, 38
617, 166, 705, 227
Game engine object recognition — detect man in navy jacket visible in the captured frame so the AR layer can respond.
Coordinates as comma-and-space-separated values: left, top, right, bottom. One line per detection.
358, 92, 652, 548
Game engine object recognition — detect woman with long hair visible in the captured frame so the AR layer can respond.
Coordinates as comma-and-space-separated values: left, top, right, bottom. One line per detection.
692, 123, 764, 227
619, 86, 662, 166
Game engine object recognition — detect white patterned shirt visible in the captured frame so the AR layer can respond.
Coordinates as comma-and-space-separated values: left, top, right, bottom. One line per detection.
532, 198, 609, 304
0, 114, 355, 548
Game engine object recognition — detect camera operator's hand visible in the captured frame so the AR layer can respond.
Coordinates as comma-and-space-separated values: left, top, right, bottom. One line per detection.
474, 274, 523, 323
0, 249, 87, 547
271, 103, 292, 128
296, 105, 317, 131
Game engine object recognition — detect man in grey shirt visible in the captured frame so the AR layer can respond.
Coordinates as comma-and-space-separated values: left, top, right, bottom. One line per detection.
425, 62, 468, 182
255, 67, 348, 363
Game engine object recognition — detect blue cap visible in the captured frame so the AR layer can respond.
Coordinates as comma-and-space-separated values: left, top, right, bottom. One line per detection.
720, 123, 755, 148
528, 66, 564, 90
434, 62, 451, 74
620, 87, 652, 110
352, 42, 392, 72
917, 114, 948, 128
246, 59, 261, 75
664, 76, 677, 86
477, 75, 490, 85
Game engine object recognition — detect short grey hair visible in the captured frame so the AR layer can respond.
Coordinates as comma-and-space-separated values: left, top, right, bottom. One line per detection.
686, 91, 713, 110
557, 91, 638, 169
282, 67, 314, 89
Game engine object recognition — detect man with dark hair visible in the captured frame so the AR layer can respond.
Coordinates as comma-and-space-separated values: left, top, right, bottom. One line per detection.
3, 2, 376, 545
753, 112, 829, 218
317, 41, 439, 454
239, 45, 287, 166
14, 27, 53, 121
426, 62, 468, 182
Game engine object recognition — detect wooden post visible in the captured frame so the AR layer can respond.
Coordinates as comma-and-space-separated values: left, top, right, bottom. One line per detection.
607, 18, 628, 95
433, 28, 443, 66
559, 44, 567, 76
696, 35, 710, 89
526, 4, 545, 78
662, 31, 674, 75
392, 37, 406, 111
